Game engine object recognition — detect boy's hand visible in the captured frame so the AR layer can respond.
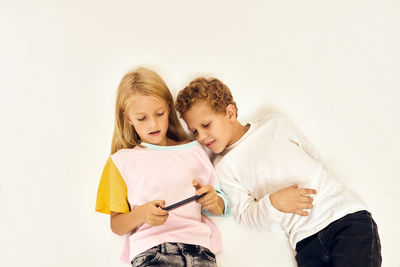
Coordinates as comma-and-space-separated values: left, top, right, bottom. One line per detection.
138, 200, 169, 226
192, 179, 223, 215
269, 184, 316, 216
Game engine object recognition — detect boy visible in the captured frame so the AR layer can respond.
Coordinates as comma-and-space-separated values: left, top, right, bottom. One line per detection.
175, 77, 381, 267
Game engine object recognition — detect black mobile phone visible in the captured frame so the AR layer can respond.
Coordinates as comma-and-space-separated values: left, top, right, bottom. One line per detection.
162, 193, 207, 211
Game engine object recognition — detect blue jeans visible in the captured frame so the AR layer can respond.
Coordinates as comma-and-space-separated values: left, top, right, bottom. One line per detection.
295, 210, 381, 267
131, 242, 217, 267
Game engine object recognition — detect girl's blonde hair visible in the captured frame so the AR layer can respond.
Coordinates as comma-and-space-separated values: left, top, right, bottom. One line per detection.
111, 67, 188, 154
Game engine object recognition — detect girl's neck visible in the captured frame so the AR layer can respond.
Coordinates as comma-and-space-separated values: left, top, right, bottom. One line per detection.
165, 138, 178, 146
148, 137, 188, 147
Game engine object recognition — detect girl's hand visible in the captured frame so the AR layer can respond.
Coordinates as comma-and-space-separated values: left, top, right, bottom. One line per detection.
269, 184, 316, 216
138, 200, 169, 226
192, 179, 224, 215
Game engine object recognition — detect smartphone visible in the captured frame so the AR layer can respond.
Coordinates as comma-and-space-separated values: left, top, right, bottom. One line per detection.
162, 193, 207, 211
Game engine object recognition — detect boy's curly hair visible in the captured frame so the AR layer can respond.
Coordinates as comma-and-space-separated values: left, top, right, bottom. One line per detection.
176, 77, 237, 117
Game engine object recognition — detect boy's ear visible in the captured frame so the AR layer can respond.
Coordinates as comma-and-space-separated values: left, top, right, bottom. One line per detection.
226, 104, 237, 122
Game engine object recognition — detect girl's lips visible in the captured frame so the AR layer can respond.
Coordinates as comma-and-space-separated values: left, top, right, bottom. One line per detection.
149, 130, 161, 136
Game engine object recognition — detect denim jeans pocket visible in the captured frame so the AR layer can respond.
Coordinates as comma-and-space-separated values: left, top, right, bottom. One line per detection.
131, 251, 161, 267
200, 247, 216, 263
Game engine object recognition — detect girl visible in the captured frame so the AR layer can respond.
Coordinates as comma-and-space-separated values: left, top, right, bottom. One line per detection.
95, 67, 228, 267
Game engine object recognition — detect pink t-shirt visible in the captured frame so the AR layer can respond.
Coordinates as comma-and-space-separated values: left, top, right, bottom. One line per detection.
110, 141, 222, 261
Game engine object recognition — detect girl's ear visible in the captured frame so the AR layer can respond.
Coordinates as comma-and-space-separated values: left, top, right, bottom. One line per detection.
226, 104, 237, 122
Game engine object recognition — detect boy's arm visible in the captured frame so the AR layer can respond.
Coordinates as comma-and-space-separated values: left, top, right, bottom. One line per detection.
221, 178, 282, 228
220, 177, 315, 228
282, 116, 323, 163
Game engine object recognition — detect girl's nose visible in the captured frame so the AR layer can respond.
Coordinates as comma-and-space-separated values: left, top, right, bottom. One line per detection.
148, 116, 156, 127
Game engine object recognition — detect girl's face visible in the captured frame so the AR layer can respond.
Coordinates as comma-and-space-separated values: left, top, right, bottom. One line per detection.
125, 94, 170, 146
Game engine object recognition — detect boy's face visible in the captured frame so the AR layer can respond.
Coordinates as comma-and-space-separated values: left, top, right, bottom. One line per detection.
183, 101, 234, 154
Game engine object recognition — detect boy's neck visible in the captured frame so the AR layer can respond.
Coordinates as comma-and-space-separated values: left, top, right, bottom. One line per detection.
227, 121, 250, 147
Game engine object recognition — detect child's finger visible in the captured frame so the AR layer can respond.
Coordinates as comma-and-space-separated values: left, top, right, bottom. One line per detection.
149, 214, 169, 225
300, 196, 314, 203
197, 191, 217, 203
195, 184, 212, 196
202, 191, 218, 202
153, 200, 166, 208
152, 200, 168, 215
298, 202, 313, 210
301, 188, 317, 195
192, 179, 203, 190
201, 197, 219, 208
296, 208, 309, 216
200, 193, 216, 201
152, 207, 169, 216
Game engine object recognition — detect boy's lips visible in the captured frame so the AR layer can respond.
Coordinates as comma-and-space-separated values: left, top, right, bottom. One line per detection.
205, 140, 215, 147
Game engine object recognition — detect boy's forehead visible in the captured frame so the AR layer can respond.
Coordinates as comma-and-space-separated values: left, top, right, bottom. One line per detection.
183, 101, 226, 127
193, 100, 215, 112
184, 102, 214, 118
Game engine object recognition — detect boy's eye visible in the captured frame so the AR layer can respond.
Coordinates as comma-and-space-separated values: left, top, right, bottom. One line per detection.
137, 117, 146, 121
202, 123, 210, 128
192, 130, 198, 136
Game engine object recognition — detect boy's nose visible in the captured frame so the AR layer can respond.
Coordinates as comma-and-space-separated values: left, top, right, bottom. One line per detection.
198, 131, 207, 142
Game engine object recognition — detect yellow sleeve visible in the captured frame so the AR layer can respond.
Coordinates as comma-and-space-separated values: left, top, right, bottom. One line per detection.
95, 157, 130, 214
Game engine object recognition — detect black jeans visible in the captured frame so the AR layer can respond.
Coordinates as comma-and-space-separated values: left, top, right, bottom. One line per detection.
131, 242, 217, 267
295, 210, 381, 267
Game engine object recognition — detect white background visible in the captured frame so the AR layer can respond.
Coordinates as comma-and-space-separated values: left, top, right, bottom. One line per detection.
1, 1, 399, 266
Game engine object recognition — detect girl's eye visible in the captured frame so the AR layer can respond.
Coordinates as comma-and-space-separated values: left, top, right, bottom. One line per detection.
192, 130, 198, 136
202, 123, 210, 128
157, 112, 165, 117
137, 117, 146, 121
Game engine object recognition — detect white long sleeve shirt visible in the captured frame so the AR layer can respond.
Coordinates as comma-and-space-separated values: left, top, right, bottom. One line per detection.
213, 114, 367, 248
